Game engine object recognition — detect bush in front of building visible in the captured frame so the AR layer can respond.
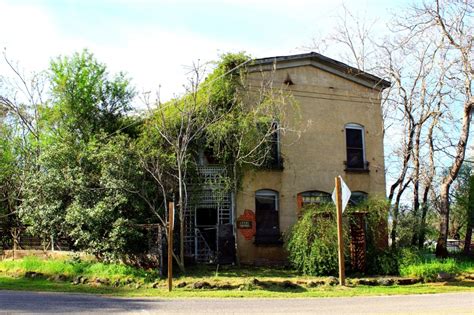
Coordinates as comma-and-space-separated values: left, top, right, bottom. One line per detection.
285, 203, 341, 276
286, 198, 390, 276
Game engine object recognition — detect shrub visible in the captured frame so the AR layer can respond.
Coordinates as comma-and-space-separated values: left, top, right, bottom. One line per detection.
355, 198, 392, 275
286, 204, 344, 276
369, 249, 400, 275
398, 247, 424, 269
286, 198, 392, 276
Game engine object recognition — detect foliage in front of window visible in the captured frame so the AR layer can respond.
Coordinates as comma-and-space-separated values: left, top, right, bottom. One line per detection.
354, 198, 394, 275
286, 198, 391, 276
204, 54, 297, 189
252, 121, 282, 170
285, 203, 345, 276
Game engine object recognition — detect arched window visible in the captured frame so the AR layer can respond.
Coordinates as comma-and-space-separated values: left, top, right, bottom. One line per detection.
350, 191, 368, 206
255, 189, 281, 244
345, 123, 367, 170
297, 190, 331, 209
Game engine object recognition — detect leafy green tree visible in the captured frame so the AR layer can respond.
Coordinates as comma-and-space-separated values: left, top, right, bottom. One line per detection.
45, 49, 135, 140
0, 123, 18, 248
19, 50, 150, 260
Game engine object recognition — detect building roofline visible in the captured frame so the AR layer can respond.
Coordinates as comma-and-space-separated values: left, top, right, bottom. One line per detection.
249, 52, 391, 91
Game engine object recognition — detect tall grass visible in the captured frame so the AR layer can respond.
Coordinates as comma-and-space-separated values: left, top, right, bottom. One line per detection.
400, 257, 474, 281
0, 256, 156, 281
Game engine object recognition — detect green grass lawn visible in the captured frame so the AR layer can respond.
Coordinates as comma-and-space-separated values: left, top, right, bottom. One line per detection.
399, 254, 474, 281
0, 275, 472, 298
0, 255, 473, 298
0, 255, 154, 281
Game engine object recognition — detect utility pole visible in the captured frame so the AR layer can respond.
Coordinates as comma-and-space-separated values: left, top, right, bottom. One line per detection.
335, 176, 345, 286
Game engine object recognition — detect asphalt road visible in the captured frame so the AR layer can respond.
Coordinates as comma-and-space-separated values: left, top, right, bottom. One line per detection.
0, 290, 473, 314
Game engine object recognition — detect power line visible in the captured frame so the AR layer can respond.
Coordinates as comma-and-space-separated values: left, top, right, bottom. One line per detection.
246, 85, 381, 105
245, 78, 381, 101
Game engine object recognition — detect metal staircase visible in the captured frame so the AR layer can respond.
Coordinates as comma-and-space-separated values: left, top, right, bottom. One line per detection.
184, 165, 233, 262
195, 228, 215, 263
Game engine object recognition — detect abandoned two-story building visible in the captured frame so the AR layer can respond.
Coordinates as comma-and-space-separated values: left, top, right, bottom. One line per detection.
184, 52, 390, 265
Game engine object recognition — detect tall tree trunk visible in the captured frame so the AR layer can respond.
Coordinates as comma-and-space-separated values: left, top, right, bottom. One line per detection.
411, 125, 421, 246
418, 114, 438, 248
433, 0, 473, 258
391, 203, 399, 247
463, 175, 474, 255
391, 179, 411, 246
436, 183, 450, 258
464, 223, 472, 255
436, 100, 472, 257
418, 185, 430, 249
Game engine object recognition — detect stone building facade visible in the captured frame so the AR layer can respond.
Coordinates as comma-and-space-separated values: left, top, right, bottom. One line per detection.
186, 52, 389, 264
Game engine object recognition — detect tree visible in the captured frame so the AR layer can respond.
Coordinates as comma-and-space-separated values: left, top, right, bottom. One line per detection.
306, 1, 473, 253
396, 0, 474, 256
46, 49, 135, 140
139, 60, 219, 271
138, 53, 300, 268
463, 171, 474, 254
451, 164, 473, 253
17, 50, 150, 259
429, 0, 473, 257
204, 53, 299, 264
0, 51, 46, 250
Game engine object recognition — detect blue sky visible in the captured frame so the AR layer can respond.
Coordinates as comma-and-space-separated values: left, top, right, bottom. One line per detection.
0, 0, 412, 103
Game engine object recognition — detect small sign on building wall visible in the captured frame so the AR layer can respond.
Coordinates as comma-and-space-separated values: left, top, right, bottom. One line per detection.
237, 209, 256, 240
237, 220, 252, 229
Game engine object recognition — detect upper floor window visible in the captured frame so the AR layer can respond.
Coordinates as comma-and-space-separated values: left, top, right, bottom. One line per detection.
260, 121, 282, 170
297, 190, 331, 209
345, 123, 367, 170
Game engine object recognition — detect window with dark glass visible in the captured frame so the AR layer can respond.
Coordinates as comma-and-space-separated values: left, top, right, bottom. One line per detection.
345, 124, 366, 169
258, 121, 282, 169
297, 191, 331, 209
255, 189, 281, 244
269, 121, 281, 167
349, 191, 368, 206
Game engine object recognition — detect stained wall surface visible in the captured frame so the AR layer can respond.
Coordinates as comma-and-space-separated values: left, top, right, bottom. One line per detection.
235, 63, 386, 264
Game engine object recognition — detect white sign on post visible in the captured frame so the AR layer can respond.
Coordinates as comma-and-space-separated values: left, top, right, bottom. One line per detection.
332, 176, 351, 213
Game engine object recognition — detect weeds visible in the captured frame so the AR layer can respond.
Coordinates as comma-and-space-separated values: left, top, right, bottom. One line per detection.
0, 256, 158, 282
400, 257, 474, 281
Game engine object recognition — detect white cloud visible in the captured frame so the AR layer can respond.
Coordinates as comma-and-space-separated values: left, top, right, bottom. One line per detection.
0, 1, 286, 109
0, 0, 402, 108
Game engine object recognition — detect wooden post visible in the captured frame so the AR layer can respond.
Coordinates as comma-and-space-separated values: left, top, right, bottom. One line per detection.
335, 176, 345, 286
168, 202, 174, 292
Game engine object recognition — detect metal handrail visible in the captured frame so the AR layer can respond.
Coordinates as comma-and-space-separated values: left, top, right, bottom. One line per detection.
195, 228, 214, 262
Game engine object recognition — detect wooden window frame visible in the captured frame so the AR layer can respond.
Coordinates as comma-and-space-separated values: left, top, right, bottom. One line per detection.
345, 123, 368, 172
